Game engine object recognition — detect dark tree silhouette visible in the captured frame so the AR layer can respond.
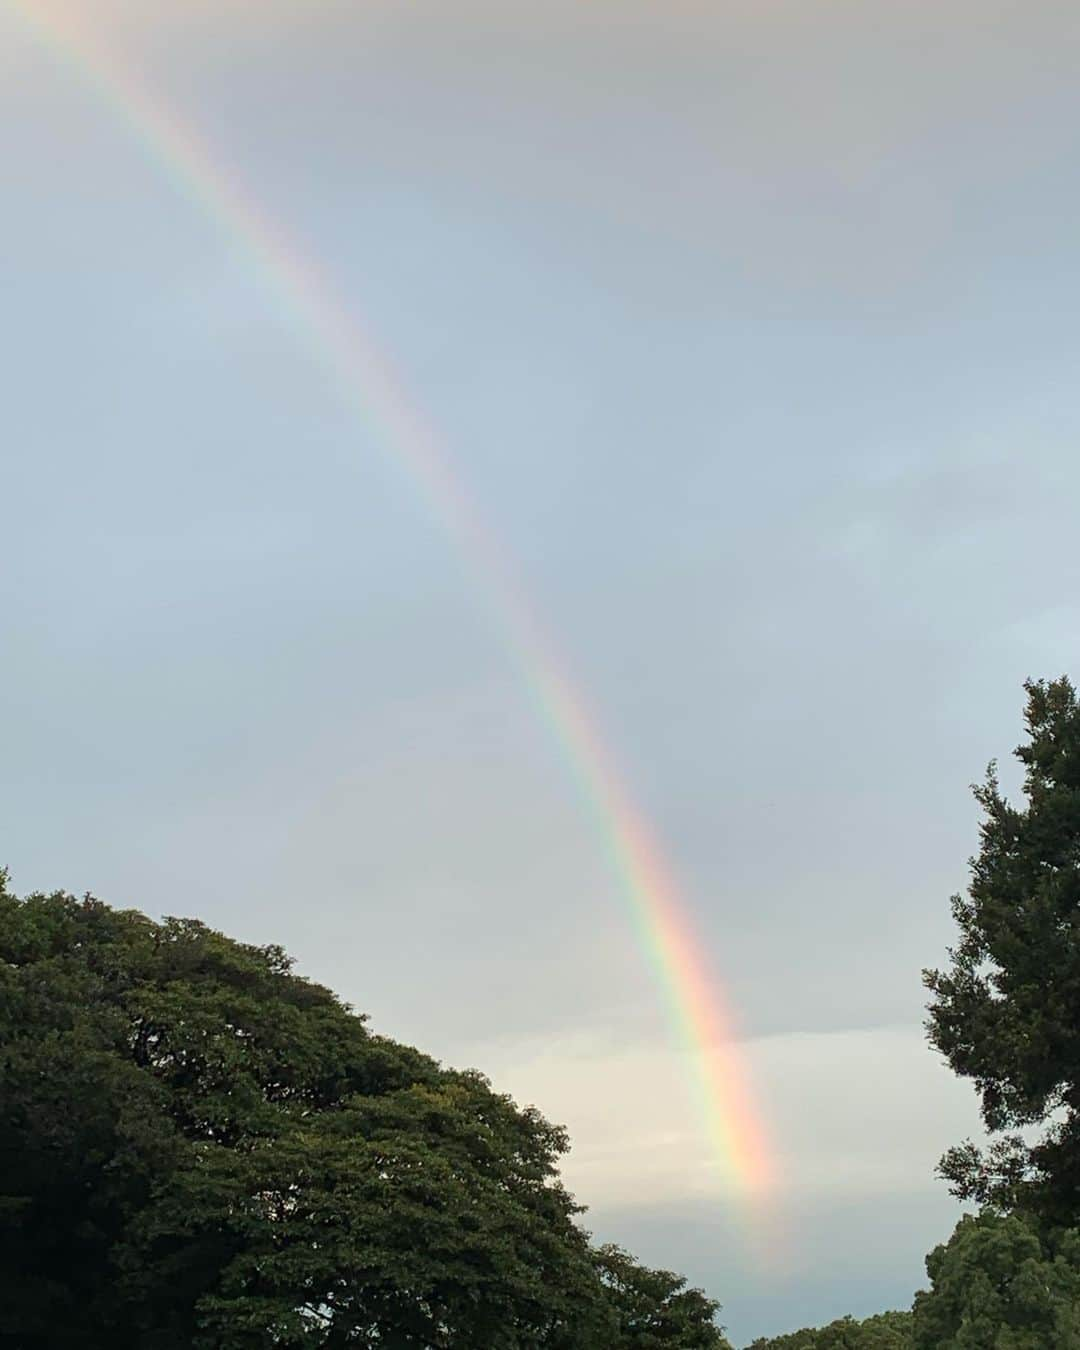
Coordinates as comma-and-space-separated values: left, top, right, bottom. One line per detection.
0, 874, 729, 1349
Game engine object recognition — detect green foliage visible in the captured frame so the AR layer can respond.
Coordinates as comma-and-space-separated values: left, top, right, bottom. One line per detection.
0, 874, 729, 1348
911, 1211, 1080, 1348
14, 675, 1080, 1346
924, 677, 1080, 1224
595, 1245, 731, 1348
742, 1310, 912, 1349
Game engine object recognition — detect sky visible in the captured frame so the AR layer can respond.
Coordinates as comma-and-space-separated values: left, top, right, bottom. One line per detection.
3, 0, 1080, 1341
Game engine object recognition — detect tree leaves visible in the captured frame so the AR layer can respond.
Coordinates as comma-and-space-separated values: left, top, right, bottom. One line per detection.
743, 1310, 913, 1349
0, 876, 729, 1348
925, 677, 1080, 1222
911, 1213, 1080, 1349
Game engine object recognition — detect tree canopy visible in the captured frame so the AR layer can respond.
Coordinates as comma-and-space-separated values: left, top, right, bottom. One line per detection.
0, 874, 728, 1348
743, 1311, 913, 1350
911, 1212, 1080, 1349
925, 676, 1080, 1225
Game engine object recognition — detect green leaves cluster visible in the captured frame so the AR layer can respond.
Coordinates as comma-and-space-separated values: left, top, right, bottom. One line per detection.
911, 1212, 1080, 1348
739, 1212, 1080, 1350
744, 1310, 913, 1349
925, 677, 1080, 1225
0, 879, 728, 1348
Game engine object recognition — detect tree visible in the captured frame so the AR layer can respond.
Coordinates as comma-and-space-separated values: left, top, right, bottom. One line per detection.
594, 1245, 731, 1349
911, 1211, 1080, 1348
737, 676, 1080, 1349
743, 1310, 912, 1349
0, 874, 729, 1348
924, 677, 1080, 1225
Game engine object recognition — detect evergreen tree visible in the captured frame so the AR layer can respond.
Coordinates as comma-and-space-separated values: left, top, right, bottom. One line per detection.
925, 677, 1080, 1224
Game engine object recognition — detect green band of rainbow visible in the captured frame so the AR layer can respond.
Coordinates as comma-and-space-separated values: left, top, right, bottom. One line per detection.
9, 0, 774, 1196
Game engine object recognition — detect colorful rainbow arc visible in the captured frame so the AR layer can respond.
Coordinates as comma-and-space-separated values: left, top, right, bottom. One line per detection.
8, 0, 774, 1195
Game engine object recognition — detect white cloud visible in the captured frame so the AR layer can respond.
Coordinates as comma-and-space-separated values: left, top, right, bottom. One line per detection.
462, 1023, 984, 1215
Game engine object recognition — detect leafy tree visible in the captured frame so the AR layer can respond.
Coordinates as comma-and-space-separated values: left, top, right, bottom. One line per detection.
742, 1310, 912, 1349
0, 874, 729, 1348
595, 1245, 731, 1348
925, 677, 1080, 1225
911, 1211, 1080, 1348
741, 676, 1080, 1350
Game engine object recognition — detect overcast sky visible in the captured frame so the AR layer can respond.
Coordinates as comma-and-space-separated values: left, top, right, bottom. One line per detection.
4, 1, 1080, 1341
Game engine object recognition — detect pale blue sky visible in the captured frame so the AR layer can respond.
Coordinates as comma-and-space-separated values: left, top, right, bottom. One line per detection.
3, 1, 1080, 1340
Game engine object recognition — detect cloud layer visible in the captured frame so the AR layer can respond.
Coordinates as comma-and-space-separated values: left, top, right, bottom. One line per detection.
3, 1, 1078, 1339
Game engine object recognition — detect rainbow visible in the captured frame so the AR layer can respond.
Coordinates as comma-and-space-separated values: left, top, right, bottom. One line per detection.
7, 0, 774, 1194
